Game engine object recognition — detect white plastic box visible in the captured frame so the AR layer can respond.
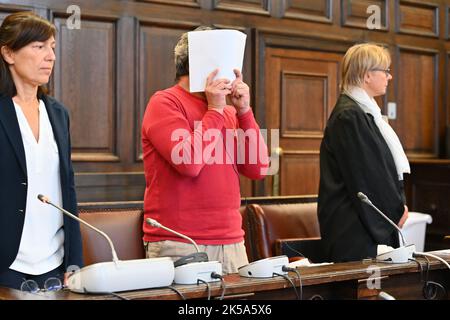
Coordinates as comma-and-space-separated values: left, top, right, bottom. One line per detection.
400, 212, 433, 252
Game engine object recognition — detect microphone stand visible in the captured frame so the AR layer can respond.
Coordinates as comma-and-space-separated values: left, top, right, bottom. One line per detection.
145, 218, 222, 284
37, 194, 175, 293
357, 192, 415, 263
38, 194, 119, 264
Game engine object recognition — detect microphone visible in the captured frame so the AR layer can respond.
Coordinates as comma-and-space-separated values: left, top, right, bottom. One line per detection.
357, 192, 406, 246
357, 192, 415, 263
145, 218, 221, 285
37, 194, 175, 293
145, 218, 208, 267
38, 194, 119, 263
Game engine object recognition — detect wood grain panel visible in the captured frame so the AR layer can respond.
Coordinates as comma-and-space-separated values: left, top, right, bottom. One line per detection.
394, 46, 438, 157
137, 0, 199, 8
341, 0, 387, 30
397, 0, 439, 37
137, 23, 192, 161
0, 5, 47, 24
285, 0, 332, 23
281, 71, 327, 137
448, 52, 450, 127
216, 0, 269, 15
53, 17, 117, 161
406, 162, 450, 251
447, 5, 450, 40
75, 173, 145, 203
0, 0, 448, 202
280, 152, 320, 195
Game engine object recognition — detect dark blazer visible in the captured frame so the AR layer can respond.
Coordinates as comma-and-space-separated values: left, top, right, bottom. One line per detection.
0, 94, 83, 272
318, 94, 405, 262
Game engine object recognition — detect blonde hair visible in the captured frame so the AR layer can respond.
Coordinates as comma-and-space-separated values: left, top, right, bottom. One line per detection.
340, 43, 391, 92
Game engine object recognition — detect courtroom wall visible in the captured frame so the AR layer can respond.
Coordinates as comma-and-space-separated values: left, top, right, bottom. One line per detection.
1, 0, 449, 202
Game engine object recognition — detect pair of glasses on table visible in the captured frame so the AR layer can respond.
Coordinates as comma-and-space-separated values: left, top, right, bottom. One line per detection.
20, 277, 64, 293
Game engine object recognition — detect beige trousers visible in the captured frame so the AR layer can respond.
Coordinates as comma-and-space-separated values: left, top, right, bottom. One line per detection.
144, 240, 249, 274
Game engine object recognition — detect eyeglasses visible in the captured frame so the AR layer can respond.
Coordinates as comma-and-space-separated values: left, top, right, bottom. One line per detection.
20, 277, 63, 293
371, 68, 391, 76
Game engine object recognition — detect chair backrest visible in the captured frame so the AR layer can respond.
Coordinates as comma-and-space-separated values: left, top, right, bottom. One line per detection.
79, 208, 145, 265
275, 237, 324, 263
246, 202, 320, 261
240, 205, 254, 261
77, 199, 319, 265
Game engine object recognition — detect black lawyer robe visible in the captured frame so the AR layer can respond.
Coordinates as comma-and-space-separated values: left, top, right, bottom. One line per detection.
318, 94, 406, 262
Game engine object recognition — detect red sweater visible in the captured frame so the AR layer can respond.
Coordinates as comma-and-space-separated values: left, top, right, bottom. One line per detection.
142, 85, 268, 244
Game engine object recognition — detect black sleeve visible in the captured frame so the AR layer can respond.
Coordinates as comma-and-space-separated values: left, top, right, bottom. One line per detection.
66, 111, 84, 269
329, 109, 405, 244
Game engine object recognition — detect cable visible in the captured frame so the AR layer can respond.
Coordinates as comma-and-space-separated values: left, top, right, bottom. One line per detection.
282, 266, 302, 300
167, 286, 186, 300
273, 272, 299, 300
197, 279, 211, 300
211, 272, 226, 300
309, 294, 324, 300
409, 258, 424, 282
413, 252, 450, 270
282, 242, 305, 259
414, 252, 449, 300
416, 255, 447, 300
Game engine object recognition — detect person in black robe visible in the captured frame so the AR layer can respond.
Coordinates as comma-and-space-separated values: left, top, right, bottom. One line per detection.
318, 43, 410, 262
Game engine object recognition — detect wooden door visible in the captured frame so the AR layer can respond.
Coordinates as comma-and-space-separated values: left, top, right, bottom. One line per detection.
264, 47, 342, 196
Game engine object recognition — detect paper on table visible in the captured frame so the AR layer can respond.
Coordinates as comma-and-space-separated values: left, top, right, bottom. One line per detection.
188, 29, 247, 93
287, 259, 334, 268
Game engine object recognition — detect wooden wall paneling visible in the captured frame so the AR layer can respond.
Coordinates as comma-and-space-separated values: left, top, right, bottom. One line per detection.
281, 71, 328, 138
447, 5, 450, 40
215, 0, 269, 15
137, 0, 200, 8
1, 0, 449, 203
341, 0, 388, 31
279, 152, 320, 196
284, 0, 332, 23
136, 20, 197, 162
138, 0, 219, 11
448, 52, 450, 134
117, 16, 138, 167
53, 13, 118, 162
0, 4, 48, 24
74, 16, 144, 203
394, 45, 439, 158
75, 172, 146, 203
406, 162, 450, 251
396, 0, 439, 38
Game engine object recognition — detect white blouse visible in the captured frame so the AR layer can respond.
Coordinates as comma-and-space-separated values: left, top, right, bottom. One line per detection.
9, 99, 65, 275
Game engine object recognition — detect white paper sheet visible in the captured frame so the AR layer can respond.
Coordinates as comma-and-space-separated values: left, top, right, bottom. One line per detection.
287, 259, 334, 268
188, 29, 247, 93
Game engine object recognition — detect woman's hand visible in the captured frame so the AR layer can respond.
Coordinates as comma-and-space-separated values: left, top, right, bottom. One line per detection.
398, 205, 409, 228
63, 272, 72, 287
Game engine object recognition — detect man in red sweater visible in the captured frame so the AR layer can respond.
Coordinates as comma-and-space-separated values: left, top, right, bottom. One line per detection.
141, 27, 269, 274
